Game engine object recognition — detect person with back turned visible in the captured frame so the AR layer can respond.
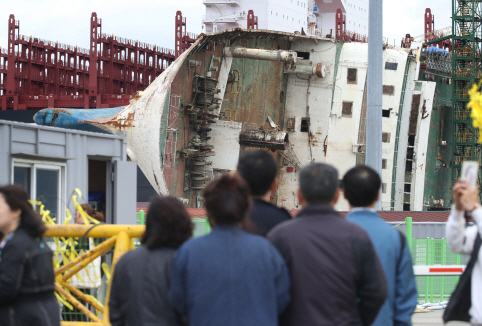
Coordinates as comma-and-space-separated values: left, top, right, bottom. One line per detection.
268, 163, 387, 326
343, 165, 417, 326
169, 173, 290, 326
109, 196, 193, 326
237, 150, 291, 236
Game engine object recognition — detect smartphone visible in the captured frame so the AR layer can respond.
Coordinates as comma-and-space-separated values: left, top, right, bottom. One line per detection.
461, 161, 478, 190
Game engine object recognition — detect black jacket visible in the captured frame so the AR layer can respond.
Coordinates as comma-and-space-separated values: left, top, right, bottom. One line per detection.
0, 228, 60, 326
268, 204, 387, 326
109, 246, 186, 326
249, 199, 291, 236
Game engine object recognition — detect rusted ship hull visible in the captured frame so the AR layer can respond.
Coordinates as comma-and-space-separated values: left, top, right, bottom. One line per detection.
35, 29, 432, 211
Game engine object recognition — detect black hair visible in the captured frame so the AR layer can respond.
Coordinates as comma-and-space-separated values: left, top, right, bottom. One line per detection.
299, 163, 339, 204
141, 196, 193, 249
237, 150, 277, 196
0, 185, 46, 239
203, 173, 251, 225
342, 165, 381, 207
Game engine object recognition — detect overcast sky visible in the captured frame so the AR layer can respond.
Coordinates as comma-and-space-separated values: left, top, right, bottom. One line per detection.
1, 0, 452, 52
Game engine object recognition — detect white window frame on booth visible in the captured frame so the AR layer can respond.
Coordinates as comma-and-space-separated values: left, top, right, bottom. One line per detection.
11, 158, 67, 224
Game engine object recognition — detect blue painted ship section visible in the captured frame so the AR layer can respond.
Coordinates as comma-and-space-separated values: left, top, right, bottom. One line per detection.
33, 107, 127, 134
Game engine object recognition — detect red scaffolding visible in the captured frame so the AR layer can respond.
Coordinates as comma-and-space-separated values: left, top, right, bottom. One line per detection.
1, 12, 197, 110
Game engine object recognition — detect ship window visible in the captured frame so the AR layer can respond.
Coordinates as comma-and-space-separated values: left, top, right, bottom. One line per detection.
296, 51, 310, 60
406, 147, 414, 160
287, 117, 295, 131
385, 62, 398, 70
382, 132, 391, 143
382, 159, 387, 169
347, 68, 357, 84
382, 183, 387, 193
405, 160, 413, 172
382, 109, 390, 117
301, 118, 310, 132
342, 102, 353, 117
408, 135, 415, 146
383, 85, 395, 95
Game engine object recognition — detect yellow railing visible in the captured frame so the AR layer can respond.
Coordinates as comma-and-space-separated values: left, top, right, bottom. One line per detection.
33, 189, 143, 326
46, 224, 144, 326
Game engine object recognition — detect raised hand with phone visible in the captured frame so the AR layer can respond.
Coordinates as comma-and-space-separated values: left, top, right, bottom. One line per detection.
453, 180, 480, 214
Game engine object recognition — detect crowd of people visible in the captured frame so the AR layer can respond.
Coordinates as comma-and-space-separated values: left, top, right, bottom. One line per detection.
0, 150, 481, 325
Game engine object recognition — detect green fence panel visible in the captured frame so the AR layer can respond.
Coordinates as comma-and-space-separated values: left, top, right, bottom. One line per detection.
192, 218, 211, 238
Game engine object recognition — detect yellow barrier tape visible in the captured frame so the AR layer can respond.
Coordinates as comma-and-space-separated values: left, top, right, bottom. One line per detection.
55, 290, 73, 311
101, 263, 111, 284
34, 189, 104, 318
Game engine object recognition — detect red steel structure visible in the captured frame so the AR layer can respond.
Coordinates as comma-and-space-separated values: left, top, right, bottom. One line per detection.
1, 12, 197, 110
247, 10, 258, 30
335, 9, 367, 43
424, 8, 452, 51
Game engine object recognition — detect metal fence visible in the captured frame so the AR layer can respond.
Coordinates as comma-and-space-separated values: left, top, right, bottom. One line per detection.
405, 217, 469, 304
136, 210, 211, 236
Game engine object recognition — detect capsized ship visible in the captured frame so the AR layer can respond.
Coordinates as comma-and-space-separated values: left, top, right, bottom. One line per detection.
35, 29, 435, 211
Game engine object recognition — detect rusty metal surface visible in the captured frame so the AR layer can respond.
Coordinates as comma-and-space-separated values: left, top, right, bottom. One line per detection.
239, 129, 289, 150
283, 63, 326, 78
224, 47, 297, 64
33, 30, 304, 203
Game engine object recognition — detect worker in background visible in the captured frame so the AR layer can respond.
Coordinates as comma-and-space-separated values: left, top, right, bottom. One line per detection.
169, 173, 290, 326
0, 185, 60, 326
268, 163, 387, 326
343, 165, 417, 326
74, 204, 104, 224
443, 180, 482, 325
109, 196, 193, 326
237, 150, 291, 236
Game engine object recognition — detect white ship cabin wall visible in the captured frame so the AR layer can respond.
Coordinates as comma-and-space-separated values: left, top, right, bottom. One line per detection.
266, 0, 309, 33
203, 0, 250, 33
344, 0, 368, 36
324, 42, 368, 211
277, 39, 413, 211
410, 81, 436, 211
277, 38, 340, 209
203, 0, 309, 34
378, 48, 410, 211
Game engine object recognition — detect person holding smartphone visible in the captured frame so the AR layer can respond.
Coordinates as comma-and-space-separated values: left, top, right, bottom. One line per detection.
444, 180, 482, 324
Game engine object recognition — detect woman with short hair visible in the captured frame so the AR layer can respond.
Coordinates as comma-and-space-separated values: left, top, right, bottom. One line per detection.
109, 196, 193, 326
169, 173, 291, 326
0, 185, 60, 326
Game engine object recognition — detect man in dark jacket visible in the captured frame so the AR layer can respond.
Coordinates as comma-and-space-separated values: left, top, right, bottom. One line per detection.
237, 150, 291, 236
344, 166, 417, 326
268, 163, 387, 326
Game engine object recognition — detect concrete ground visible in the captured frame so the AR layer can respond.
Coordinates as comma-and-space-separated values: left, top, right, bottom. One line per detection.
412, 310, 470, 326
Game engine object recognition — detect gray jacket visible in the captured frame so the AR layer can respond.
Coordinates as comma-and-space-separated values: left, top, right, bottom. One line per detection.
109, 246, 186, 326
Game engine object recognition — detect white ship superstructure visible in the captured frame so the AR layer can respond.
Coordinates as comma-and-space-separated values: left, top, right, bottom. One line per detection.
203, 0, 369, 38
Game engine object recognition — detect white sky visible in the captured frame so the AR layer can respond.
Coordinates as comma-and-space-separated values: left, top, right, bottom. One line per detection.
1, 0, 452, 52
